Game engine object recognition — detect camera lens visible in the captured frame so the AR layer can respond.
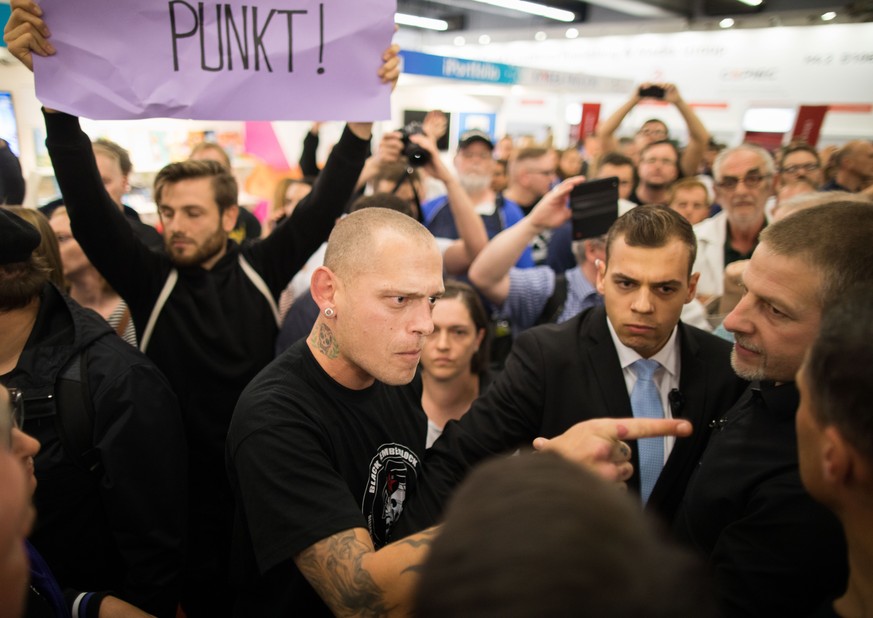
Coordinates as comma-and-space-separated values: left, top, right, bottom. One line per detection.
400, 122, 431, 168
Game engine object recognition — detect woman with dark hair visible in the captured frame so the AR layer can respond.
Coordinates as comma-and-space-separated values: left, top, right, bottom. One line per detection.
420, 279, 491, 448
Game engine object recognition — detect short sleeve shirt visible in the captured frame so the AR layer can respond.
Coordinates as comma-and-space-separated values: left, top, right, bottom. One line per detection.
226, 340, 427, 615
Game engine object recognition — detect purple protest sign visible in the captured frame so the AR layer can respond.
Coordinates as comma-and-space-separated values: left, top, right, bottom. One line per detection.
32, 0, 394, 121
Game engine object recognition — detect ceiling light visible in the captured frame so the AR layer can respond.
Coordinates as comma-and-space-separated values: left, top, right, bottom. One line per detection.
394, 13, 449, 31
470, 0, 575, 23
478, 34, 492, 44
581, 0, 678, 17
743, 108, 796, 133
535, 31, 548, 41
565, 27, 579, 39
719, 18, 735, 28
454, 35, 466, 46
821, 11, 837, 21
736, 0, 762, 6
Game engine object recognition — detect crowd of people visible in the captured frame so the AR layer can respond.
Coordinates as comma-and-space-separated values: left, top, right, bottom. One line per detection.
2, 0, 873, 616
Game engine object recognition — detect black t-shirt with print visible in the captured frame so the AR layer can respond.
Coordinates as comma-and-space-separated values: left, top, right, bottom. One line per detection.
226, 338, 427, 616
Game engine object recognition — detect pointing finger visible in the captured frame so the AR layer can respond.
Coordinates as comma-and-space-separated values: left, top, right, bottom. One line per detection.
614, 418, 693, 441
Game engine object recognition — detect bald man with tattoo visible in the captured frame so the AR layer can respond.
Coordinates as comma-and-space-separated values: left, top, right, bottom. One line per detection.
227, 209, 443, 616
227, 208, 693, 616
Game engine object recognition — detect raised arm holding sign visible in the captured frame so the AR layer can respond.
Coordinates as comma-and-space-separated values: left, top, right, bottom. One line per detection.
5, 2, 402, 615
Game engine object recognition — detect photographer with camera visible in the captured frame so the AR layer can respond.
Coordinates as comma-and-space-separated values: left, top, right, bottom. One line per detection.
421, 130, 535, 271
595, 83, 710, 179
353, 127, 488, 276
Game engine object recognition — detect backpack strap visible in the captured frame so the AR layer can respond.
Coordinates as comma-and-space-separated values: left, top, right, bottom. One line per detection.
535, 273, 568, 326
55, 349, 102, 476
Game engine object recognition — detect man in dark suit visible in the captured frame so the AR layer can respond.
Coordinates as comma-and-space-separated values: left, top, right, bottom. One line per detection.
398, 204, 747, 535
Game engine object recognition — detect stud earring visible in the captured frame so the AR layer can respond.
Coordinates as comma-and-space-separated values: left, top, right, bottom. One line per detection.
324, 307, 335, 318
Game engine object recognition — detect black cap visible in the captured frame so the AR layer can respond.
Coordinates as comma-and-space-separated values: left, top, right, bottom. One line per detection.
0, 208, 40, 265
458, 129, 494, 151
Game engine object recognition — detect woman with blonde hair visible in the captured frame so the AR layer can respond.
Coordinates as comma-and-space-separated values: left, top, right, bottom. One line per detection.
49, 207, 136, 346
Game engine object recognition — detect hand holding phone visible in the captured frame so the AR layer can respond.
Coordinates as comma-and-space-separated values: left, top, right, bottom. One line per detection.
638, 85, 666, 99
570, 177, 620, 240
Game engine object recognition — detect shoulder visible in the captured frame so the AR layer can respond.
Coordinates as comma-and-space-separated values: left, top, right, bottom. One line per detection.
678, 323, 747, 393
239, 343, 314, 407
499, 198, 524, 222
515, 306, 604, 352
421, 195, 448, 222
230, 343, 326, 442
693, 212, 726, 244
82, 323, 174, 395
680, 321, 733, 355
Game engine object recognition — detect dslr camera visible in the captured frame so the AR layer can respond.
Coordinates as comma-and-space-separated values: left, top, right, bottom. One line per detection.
399, 121, 431, 167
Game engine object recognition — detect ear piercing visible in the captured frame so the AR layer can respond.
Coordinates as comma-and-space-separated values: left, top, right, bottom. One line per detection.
324, 307, 335, 318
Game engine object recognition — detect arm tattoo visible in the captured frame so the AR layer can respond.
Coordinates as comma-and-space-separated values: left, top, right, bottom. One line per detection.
395, 528, 439, 575
393, 527, 439, 550
296, 530, 393, 617
309, 322, 341, 359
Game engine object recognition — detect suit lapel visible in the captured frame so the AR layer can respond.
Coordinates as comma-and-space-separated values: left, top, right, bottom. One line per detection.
585, 309, 641, 494
585, 308, 633, 419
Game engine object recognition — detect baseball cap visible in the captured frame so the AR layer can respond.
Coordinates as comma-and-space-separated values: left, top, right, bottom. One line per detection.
458, 130, 494, 151
0, 208, 40, 265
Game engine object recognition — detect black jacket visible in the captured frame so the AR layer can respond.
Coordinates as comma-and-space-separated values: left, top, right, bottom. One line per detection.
398, 305, 747, 534
673, 382, 847, 617
5, 284, 187, 617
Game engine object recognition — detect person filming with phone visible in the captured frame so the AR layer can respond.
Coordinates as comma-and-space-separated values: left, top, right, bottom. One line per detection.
596, 83, 711, 179
468, 176, 604, 336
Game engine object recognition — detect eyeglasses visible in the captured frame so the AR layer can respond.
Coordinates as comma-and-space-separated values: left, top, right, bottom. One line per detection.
780, 163, 820, 175
9, 389, 23, 429
3, 388, 24, 449
715, 172, 771, 190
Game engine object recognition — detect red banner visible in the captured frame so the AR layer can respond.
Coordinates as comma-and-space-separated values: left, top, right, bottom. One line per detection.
790, 105, 829, 147
577, 103, 601, 141
742, 131, 784, 154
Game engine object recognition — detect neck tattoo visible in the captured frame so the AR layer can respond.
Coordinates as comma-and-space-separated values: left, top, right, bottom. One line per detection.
310, 322, 340, 359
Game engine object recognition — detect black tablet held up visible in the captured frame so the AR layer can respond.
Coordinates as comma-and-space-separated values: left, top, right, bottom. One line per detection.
570, 176, 620, 240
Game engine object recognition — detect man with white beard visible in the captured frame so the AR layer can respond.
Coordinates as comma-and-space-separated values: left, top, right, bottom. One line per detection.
421, 130, 535, 269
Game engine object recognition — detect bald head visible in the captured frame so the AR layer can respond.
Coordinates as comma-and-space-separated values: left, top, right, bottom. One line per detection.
324, 208, 438, 279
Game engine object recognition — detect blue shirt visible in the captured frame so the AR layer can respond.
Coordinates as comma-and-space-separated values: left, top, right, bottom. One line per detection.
421, 194, 535, 268
500, 266, 601, 334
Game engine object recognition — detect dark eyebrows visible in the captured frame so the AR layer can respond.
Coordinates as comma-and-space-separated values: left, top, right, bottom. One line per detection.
611, 272, 682, 288
610, 272, 638, 284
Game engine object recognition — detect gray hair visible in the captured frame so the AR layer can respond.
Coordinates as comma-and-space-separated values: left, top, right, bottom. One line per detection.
712, 143, 775, 181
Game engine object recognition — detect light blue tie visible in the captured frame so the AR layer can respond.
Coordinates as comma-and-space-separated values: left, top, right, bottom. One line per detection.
630, 359, 664, 505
